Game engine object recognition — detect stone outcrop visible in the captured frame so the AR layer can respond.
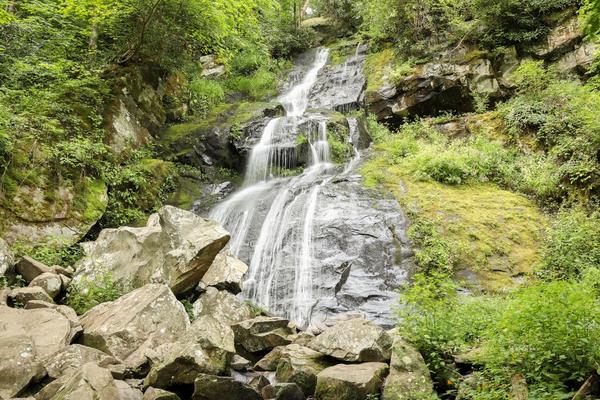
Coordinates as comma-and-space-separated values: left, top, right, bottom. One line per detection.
192, 374, 261, 400
308, 318, 393, 362
0, 306, 74, 399
35, 363, 122, 400
145, 315, 235, 388
74, 206, 230, 294
315, 362, 389, 400
382, 333, 434, 400
201, 252, 248, 294
232, 316, 295, 353
80, 284, 190, 371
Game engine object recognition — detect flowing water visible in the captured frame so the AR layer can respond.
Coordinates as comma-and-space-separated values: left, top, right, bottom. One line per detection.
210, 47, 411, 329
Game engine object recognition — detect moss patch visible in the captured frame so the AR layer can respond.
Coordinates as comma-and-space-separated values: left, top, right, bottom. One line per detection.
362, 152, 547, 292
364, 47, 397, 93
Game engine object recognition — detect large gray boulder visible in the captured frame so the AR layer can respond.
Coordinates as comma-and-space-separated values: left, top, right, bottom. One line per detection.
44, 344, 123, 379
8, 286, 53, 305
201, 252, 248, 294
74, 206, 230, 294
232, 316, 295, 353
274, 344, 334, 396
15, 256, 54, 282
28, 272, 62, 299
308, 318, 392, 362
192, 287, 255, 325
261, 383, 305, 400
315, 362, 390, 400
24, 301, 83, 342
145, 315, 235, 388
142, 388, 181, 400
382, 334, 435, 400
80, 284, 189, 371
0, 238, 14, 276
0, 306, 73, 399
192, 374, 261, 400
35, 362, 122, 400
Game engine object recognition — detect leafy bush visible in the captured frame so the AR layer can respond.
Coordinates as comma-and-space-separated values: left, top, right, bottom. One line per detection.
408, 220, 458, 274
188, 79, 225, 117
539, 208, 600, 279
268, 25, 318, 59
480, 281, 600, 397
231, 50, 265, 76
13, 242, 84, 268
65, 273, 123, 315
225, 68, 277, 100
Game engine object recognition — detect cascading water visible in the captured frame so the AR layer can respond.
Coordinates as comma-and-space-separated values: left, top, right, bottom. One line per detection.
210, 46, 411, 329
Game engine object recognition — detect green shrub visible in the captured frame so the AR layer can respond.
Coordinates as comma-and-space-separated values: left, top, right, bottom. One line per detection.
188, 78, 225, 117
13, 242, 84, 268
408, 220, 458, 274
231, 50, 265, 76
539, 208, 600, 280
65, 273, 123, 315
225, 68, 277, 100
267, 25, 318, 59
480, 281, 600, 397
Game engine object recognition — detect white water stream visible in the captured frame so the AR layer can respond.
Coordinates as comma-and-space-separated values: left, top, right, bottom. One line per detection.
210, 48, 363, 328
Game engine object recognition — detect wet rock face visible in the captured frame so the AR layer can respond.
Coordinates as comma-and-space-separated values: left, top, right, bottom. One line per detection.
74, 206, 230, 294
309, 44, 368, 112
309, 176, 412, 328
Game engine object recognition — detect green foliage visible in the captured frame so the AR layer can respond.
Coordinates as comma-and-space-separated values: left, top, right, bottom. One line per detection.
582, 0, 600, 37
500, 62, 600, 204
180, 299, 195, 321
473, 0, 579, 47
188, 79, 225, 117
408, 220, 458, 275
13, 242, 84, 268
225, 68, 278, 100
539, 208, 600, 280
480, 281, 600, 398
65, 273, 124, 315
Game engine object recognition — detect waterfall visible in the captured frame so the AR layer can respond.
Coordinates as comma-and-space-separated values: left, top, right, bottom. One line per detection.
209, 47, 383, 329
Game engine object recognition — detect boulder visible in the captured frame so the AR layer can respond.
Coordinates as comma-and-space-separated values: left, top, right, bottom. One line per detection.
28, 272, 62, 299
254, 346, 285, 371
145, 315, 234, 388
35, 363, 122, 400
0, 288, 9, 305
24, 301, 83, 342
382, 335, 434, 400
262, 383, 304, 400
0, 307, 73, 399
308, 318, 392, 362
44, 344, 123, 379
231, 355, 251, 371
80, 284, 190, 371
142, 388, 181, 400
232, 316, 295, 353
192, 287, 255, 325
74, 206, 230, 294
192, 374, 261, 400
0, 238, 14, 276
289, 331, 315, 346
115, 380, 144, 400
201, 252, 248, 294
8, 286, 53, 305
15, 256, 53, 282
247, 374, 271, 392
315, 362, 390, 400
274, 344, 333, 396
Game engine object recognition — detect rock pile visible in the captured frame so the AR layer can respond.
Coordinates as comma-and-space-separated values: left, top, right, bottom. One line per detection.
0, 206, 433, 400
